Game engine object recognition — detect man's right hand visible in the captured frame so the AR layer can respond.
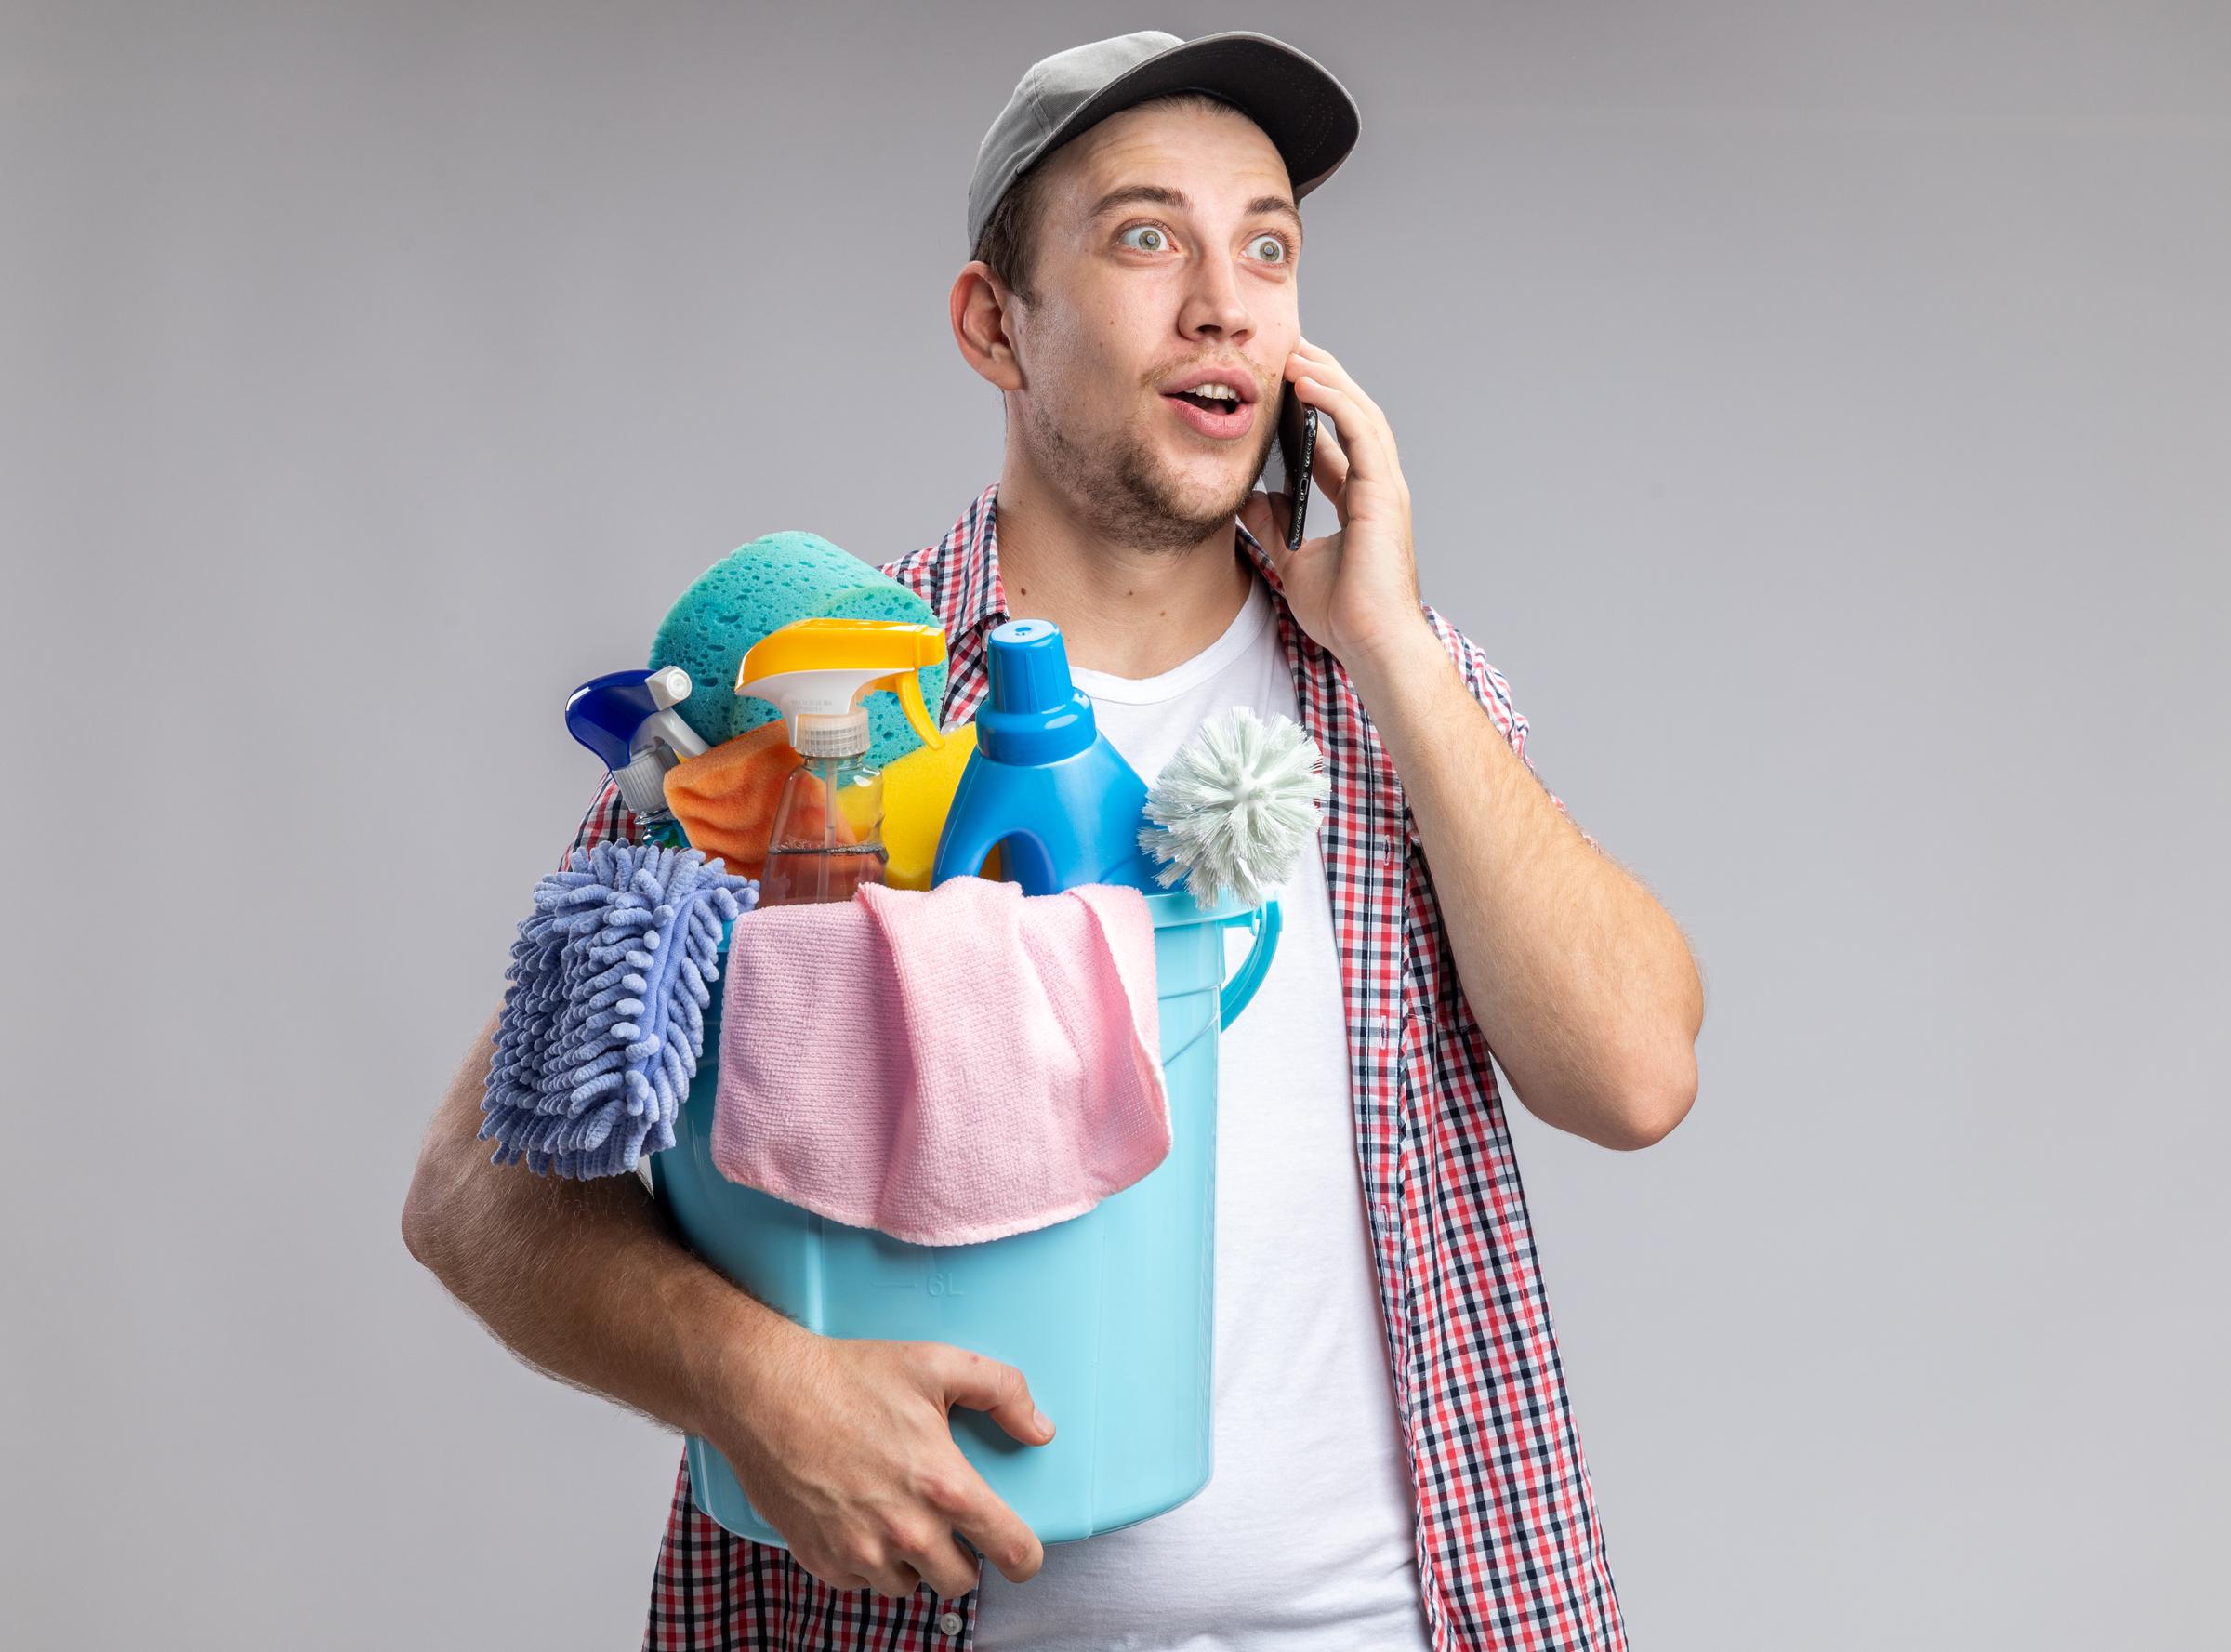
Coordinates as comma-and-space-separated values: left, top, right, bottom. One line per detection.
713, 1326, 1056, 1602
405, 1000, 1055, 1607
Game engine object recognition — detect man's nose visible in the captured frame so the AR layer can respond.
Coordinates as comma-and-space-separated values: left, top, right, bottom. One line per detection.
1178, 254, 1253, 342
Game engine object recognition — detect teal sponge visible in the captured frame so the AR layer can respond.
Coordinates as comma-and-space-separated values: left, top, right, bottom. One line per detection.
650, 531, 949, 771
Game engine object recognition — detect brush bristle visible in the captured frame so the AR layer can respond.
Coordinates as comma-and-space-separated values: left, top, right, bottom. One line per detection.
1138, 707, 1329, 907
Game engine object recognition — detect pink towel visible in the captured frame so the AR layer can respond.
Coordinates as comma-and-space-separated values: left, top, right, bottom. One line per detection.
711, 876, 1168, 1247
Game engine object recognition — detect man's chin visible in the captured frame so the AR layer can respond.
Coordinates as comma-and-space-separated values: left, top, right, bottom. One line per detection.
1155, 453, 1261, 523
1047, 413, 1264, 549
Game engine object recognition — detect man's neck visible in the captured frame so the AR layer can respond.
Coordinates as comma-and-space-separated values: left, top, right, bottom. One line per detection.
992, 466, 1254, 680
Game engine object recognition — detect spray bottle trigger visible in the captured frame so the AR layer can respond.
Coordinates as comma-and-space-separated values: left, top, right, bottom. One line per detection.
888, 670, 945, 751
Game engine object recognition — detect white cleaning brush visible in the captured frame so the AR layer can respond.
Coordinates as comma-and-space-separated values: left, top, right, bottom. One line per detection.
1138, 706, 1330, 907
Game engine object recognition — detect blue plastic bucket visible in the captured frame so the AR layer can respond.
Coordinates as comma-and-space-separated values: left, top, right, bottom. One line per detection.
650, 884, 1282, 1548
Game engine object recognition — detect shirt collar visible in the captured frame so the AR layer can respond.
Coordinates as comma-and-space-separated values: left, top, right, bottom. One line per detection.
953, 480, 1289, 646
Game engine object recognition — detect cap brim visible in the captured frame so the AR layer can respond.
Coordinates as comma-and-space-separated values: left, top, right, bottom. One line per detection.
1022, 31, 1360, 202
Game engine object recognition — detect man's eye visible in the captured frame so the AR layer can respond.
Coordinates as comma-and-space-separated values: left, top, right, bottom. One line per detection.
1250, 234, 1290, 263
1118, 224, 1171, 252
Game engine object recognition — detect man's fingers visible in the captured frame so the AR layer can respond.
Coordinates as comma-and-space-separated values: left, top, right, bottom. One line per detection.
954, 1496, 1046, 1584
1310, 416, 1351, 508
908, 1448, 1044, 1585
923, 1343, 1052, 1445
862, 1557, 925, 1600
1296, 377, 1389, 485
913, 1528, 987, 1602
904, 1344, 1050, 1581
1294, 337, 1393, 432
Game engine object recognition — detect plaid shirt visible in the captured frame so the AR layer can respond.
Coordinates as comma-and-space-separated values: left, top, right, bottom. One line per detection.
564, 482, 1624, 1650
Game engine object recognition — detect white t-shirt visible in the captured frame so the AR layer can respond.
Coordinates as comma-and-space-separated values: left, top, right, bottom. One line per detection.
973, 573, 1432, 1651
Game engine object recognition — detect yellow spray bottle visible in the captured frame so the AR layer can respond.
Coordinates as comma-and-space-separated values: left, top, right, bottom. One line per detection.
734, 618, 947, 907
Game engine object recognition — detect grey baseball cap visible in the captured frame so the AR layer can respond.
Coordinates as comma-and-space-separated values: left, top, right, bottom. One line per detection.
965, 29, 1361, 256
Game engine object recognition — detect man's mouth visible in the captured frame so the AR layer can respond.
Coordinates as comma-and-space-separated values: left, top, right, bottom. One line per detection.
1162, 390, 1255, 439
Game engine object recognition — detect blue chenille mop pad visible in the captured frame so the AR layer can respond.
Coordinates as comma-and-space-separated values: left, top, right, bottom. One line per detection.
482, 840, 758, 1178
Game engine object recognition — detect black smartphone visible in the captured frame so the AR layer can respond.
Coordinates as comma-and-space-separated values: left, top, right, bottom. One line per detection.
1258, 386, 1317, 555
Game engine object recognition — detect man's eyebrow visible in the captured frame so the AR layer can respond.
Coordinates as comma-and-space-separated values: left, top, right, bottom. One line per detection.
1084, 183, 1304, 240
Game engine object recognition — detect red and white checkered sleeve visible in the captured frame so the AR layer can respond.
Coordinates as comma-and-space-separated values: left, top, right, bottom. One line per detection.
1420, 603, 1600, 852
558, 773, 644, 870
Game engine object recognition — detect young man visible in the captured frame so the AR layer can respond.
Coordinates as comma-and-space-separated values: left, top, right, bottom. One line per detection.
404, 30, 1701, 1650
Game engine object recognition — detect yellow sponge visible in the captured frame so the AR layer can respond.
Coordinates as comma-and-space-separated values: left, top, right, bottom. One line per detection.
881, 722, 993, 890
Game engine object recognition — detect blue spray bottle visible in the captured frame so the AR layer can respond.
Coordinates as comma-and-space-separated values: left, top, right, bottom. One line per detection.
565, 666, 709, 850
931, 619, 1163, 894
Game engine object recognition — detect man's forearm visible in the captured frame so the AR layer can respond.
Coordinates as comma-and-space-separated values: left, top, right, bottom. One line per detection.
402, 1013, 798, 1441
1347, 628, 1702, 1148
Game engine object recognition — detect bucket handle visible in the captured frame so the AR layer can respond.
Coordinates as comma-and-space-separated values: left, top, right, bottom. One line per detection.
1219, 898, 1282, 1026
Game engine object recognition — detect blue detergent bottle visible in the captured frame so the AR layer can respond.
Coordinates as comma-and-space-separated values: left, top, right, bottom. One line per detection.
931, 618, 1164, 893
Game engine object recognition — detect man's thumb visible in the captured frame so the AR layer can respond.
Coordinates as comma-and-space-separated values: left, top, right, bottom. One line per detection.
1240, 487, 1288, 558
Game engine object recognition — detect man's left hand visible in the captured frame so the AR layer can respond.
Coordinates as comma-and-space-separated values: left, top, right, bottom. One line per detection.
1238, 336, 1428, 672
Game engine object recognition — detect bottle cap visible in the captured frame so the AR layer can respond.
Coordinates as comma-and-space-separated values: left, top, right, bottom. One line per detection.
980, 618, 1096, 763
793, 708, 870, 758
612, 747, 675, 817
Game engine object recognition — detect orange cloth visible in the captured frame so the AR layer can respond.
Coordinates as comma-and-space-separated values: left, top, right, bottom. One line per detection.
662, 722, 808, 882
664, 721, 997, 887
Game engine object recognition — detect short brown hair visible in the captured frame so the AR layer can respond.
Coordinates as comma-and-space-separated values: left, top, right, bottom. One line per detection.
970, 89, 1252, 307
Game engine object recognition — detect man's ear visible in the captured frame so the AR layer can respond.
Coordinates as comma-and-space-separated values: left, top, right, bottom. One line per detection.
951, 260, 1025, 393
